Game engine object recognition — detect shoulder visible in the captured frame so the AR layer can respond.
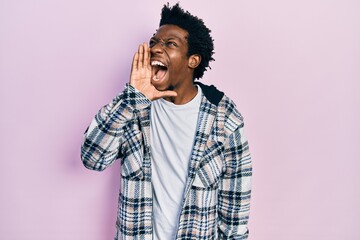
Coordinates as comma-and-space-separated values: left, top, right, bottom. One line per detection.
196, 81, 244, 135
219, 93, 244, 135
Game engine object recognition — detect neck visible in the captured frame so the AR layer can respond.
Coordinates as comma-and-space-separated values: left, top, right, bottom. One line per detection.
164, 81, 198, 105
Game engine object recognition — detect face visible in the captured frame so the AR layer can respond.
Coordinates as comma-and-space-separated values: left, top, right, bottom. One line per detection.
149, 24, 192, 91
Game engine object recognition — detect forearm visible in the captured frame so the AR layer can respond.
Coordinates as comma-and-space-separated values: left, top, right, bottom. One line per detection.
81, 84, 151, 171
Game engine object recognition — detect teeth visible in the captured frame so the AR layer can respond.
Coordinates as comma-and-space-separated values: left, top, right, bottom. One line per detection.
151, 61, 166, 67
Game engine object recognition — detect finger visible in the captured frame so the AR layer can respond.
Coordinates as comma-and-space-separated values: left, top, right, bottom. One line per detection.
138, 44, 144, 68
132, 52, 139, 71
143, 42, 150, 68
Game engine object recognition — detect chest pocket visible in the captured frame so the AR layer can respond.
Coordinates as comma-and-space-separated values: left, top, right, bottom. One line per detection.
121, 154, 144, 180
192, 141, 225, 189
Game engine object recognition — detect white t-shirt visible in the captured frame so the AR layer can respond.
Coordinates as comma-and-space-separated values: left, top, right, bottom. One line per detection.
150, 85, 202, 240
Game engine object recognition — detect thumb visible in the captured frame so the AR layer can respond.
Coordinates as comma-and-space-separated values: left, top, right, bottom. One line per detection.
154, 90, 178, 100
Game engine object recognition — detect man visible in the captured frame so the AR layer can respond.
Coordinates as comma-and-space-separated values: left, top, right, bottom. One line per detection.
81, 3, 252, 239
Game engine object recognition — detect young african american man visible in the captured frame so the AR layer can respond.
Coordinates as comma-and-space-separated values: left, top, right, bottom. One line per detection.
81, 3, 252, 240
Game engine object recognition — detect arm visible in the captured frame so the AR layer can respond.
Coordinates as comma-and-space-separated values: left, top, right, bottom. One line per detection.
218, 124, 252, 239
81, 84, 151, 171
81, 43, 177, 171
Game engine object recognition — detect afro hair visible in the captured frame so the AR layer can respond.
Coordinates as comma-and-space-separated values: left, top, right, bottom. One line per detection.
159, 3, 215, 80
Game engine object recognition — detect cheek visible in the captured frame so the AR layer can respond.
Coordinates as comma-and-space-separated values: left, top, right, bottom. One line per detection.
170, 57, 189, 72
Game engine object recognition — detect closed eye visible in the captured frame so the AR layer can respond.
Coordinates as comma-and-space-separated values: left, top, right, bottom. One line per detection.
149, 38, 178, 48
149, 39, 157, 48
166, 41, 178, 47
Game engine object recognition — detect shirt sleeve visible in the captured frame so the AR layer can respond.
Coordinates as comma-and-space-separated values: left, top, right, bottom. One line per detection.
80, 84, 151, 171
218, 123, 252, 239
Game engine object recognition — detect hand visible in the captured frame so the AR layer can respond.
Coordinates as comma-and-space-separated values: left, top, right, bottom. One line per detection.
129, 43, 177, 101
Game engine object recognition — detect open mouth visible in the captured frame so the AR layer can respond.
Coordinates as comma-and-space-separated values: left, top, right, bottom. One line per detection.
151, 60, 168, 82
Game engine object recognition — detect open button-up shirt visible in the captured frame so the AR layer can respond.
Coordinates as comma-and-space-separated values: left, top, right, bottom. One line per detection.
81, 83, 252, 239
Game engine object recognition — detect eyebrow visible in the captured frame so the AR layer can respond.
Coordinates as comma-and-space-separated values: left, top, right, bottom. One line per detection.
166, 35, 183, 40
151, 34, 186, 41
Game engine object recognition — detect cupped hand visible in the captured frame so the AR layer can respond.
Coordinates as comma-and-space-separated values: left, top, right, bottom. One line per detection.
129, 43, 177, 101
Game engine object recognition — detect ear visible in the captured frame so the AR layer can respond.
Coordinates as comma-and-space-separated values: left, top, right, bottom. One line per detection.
188, 54, 201, 69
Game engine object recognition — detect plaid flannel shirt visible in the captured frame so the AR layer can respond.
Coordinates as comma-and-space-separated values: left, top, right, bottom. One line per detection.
81, 83, 252, 239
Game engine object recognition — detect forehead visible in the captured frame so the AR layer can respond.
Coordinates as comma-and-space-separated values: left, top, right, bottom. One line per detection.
153, 24, 188, 41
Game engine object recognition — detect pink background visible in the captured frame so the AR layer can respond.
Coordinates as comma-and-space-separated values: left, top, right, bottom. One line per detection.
1, 0, 359, 239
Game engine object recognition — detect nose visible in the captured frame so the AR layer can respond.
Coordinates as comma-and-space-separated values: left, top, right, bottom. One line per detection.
150, 42, 164, 55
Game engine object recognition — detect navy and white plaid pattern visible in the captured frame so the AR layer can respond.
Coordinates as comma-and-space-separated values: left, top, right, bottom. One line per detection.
81, 84, 252, 239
